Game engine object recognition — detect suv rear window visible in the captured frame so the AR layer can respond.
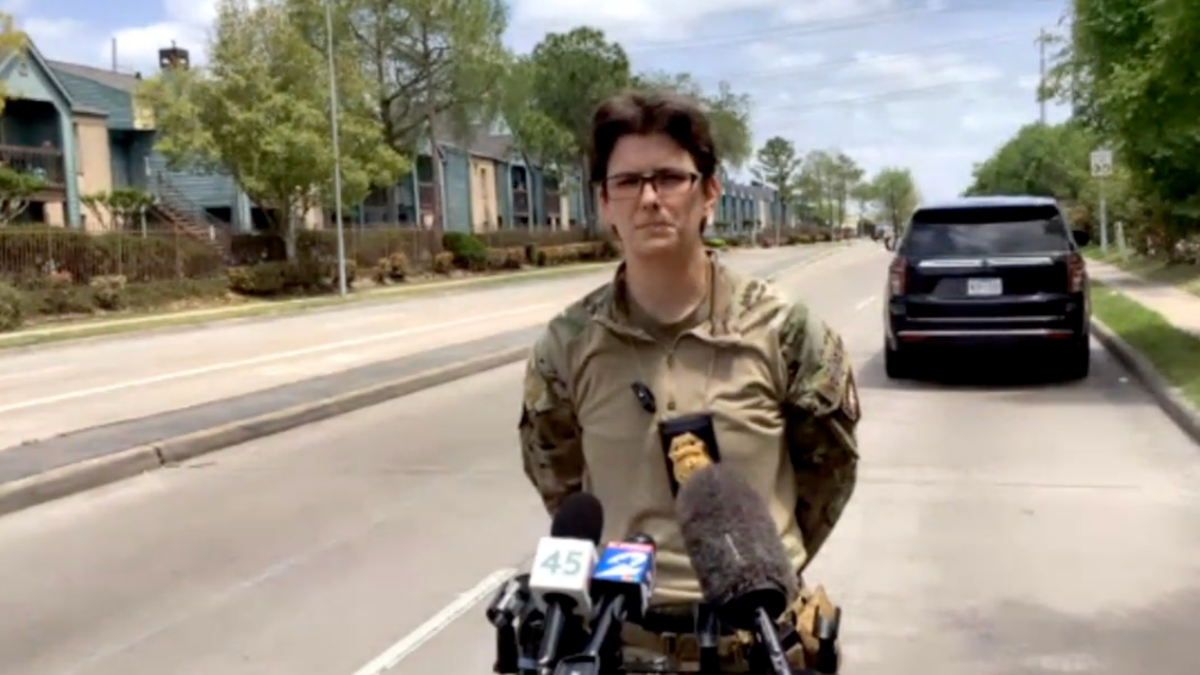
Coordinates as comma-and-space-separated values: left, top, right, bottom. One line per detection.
900, 205, 1071, 257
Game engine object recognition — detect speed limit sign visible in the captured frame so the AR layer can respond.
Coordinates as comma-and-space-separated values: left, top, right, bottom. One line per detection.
1090, 149, 1113, 177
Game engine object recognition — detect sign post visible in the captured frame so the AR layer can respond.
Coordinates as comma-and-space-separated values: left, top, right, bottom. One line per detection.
1090, 148, 1112, 253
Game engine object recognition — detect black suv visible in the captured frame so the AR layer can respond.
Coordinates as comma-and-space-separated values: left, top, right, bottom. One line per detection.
883, 196, 1092, 380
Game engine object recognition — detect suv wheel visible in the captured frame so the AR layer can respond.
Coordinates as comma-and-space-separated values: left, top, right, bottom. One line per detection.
1060, 333, 1090, 381
884, 340, 912, 380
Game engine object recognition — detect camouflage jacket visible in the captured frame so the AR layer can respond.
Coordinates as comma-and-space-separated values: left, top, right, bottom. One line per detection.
518, 254, 860, 603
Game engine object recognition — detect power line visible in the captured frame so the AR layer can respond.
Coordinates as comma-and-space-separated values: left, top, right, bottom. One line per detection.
747, 76, 1007, 116
696, 31, 1025, 83
623, 0, 1045, 53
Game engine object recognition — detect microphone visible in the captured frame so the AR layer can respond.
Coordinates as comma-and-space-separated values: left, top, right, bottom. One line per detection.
528, 493, 605, 675
676, 464, 798, 675
487, 573, 530, 674
581, 533, 657, 656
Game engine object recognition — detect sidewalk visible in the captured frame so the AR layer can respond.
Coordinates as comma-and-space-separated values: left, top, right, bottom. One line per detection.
1085, 258, 1200, 446
1087, 260, 1200, 337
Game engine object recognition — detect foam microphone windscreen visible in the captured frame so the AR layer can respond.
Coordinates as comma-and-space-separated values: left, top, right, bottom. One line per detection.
551, 492, 605, 544
676, 464, 798, 630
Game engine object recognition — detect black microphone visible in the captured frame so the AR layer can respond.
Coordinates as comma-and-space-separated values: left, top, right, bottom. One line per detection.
529, 493, 605, 675
487, 573, 530, 674
676, 464, 798, 675
581, 532, 657, 656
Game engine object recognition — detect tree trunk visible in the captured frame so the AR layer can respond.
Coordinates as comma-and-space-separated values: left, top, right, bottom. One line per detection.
429, 115, 447, 254
579, 154, 596, 237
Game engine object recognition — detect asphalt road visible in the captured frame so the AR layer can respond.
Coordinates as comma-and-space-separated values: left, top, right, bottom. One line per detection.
3, 245, 1199, 675
0, 246, 828, 451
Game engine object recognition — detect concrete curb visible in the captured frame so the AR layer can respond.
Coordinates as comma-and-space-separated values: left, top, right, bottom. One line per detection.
0, 346, 530, 518
0, 243, 855, 519
1090, 317, 1200, 445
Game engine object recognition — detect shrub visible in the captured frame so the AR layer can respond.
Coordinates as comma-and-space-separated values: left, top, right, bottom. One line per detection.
486, 246, 525, 270
0, 282, 23, 332
227, 262, 291, 295
90, 274, 128, 310
122, 277, 230, 308
374, 252, 410, 283
432, 251, 455, 274
41, 270, 94, 316
443, 232, 489, 270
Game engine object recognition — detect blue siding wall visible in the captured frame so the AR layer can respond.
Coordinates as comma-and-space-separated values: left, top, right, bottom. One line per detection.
494, 160, 513, 228
1, 53, 81, 225
108, 130, 154, 189
442, 148, 470, 232
570, 187, 584, 225
149, 151, 240, 208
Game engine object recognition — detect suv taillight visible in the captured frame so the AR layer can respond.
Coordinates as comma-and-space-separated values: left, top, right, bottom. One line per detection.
1067, 252, 1085, 292
889, 256, 907, 295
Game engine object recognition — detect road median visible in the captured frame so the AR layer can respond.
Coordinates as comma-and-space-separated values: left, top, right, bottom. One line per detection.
0, 261, 617, 352
0, 242, 853, 519
0, 345, 529, 517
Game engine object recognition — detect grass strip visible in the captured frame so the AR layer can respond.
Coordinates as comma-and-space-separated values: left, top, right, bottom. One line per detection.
1091, 281, 1200, 407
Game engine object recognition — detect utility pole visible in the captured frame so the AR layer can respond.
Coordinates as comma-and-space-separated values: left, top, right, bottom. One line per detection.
1037, 29, 1048, 124
325, 0, 348, 297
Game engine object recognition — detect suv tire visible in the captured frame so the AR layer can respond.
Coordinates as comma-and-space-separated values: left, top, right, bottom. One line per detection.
884, 340, 913, 380
1060, 333, 1090, 381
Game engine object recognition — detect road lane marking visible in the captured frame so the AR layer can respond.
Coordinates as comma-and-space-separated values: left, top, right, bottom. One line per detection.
0, 306, 552, 414
855, 296, 877, 311
351, 567, 517, 675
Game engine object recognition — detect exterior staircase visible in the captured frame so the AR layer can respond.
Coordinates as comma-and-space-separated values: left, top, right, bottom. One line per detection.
149, 171, 235, 261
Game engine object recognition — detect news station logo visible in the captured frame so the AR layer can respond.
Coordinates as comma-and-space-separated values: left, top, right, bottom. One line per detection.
592, 542, 654, 582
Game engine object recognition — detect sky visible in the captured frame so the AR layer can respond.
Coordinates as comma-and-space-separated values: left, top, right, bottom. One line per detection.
8, 0, 1073, 202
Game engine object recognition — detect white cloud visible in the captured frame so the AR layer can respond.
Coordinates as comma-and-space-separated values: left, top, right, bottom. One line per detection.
779, 0, 897, 24
1016, 73, 1040, 91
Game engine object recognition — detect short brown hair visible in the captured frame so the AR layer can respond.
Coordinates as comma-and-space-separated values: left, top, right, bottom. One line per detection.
589, 89, 719, 186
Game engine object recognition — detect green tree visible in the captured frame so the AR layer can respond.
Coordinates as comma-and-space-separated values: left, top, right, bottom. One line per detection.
527, 27, 633, 228
81, 188, 157, 231
752, 136, 801, 205
138, 0, 406, 258
499, 55, 576, 182
0, 14, 29, 115
830, 152, 864, 229
851, 181, 875, 218
869, 167, 921, 230
0, 167, 43, 223
288, 0, 509, 231
795, 150, 838, 226
1043, 0, 1200, 252
637, 71, 754, 170
964, 121, 1095, 200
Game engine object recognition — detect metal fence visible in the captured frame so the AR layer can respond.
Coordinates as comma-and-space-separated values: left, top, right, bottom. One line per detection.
0, 228, 224, 287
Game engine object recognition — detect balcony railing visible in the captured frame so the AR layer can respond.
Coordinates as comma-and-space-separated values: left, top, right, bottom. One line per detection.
513, 188, 529, 214
545, 190, 561, 215
0, 145, 65, 189
418, 182, 438, 213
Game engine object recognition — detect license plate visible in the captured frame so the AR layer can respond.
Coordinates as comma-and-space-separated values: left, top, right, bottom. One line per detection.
967, 278, 1002, 296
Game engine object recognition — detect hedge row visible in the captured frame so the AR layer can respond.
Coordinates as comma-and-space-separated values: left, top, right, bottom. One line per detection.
0, 226, 832, 333
0, 226, 596, 288
0, 233, 621, 332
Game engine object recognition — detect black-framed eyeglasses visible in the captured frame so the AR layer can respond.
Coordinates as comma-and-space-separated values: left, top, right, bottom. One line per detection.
601, 169, 700, 201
